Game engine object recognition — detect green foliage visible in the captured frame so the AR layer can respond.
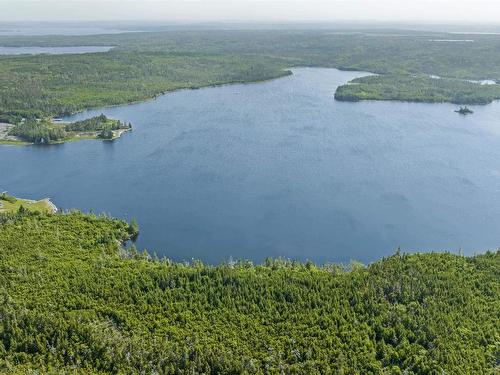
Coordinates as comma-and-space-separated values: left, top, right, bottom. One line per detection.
8, 119, 66, 144
65, 114, 128, 132
128, 218, 139, 239
0, 48, 291, 120
0, 212, 498, 373
98, 128, 114, 139
456, 106, 474, 114
6, 115, 130, 144
335, 74, 500, 104
0, 195, 55, 214
1, 29, 500, 119
66, 114, 129, 140
0, 193, 17, 204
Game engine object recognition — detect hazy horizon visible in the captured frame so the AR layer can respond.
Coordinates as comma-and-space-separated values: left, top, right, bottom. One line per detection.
1, 0, 500, 23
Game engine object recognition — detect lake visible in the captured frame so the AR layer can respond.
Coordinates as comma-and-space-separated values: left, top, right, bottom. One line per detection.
0, 22, 139, 36
0, 46, 114, 55
2, 68, 500, 264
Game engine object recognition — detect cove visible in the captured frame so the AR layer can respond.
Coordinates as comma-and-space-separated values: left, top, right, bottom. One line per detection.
2, 68, 500, 264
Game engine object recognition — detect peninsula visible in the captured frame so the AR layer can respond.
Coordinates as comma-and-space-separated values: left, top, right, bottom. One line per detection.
1, 114, 131, 145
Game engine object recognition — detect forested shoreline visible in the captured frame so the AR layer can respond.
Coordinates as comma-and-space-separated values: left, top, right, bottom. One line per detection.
0, 210, 498, 373
5, 114, 131, 144
1, 28, 500, 373
335, 74, 500, 104
1, 29, 500, 123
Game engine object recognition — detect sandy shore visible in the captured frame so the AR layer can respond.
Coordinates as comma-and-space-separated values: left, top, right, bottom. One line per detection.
111, 127, 132, 140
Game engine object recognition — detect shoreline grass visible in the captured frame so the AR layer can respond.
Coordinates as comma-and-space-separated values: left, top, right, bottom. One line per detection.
0, 194, 57, 214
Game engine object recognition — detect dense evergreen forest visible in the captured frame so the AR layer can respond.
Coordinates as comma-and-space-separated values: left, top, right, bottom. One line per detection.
0, 210, 498, 373
1, 29, 500, 122
8, 118, 67, 143
335, 74, 500, 104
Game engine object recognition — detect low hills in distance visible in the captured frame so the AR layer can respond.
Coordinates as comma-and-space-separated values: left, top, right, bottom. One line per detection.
1, 25, 500, 374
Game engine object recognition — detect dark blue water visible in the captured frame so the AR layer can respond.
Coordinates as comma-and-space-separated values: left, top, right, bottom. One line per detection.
2, 68, 500, 264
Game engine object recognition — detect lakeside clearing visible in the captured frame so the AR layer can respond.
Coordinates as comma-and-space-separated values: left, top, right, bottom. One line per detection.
0, 193, 57, 214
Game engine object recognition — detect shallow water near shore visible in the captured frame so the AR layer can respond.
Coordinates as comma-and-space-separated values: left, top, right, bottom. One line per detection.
2, 68, 500, 264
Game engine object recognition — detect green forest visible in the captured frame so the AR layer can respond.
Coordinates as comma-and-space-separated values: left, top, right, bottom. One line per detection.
0, 210, 498, 374
1, 29, 500, 373
7, 114, 131, 144
65, 114, 131, 140
335, 74, 500, 104
1, 29, 500, 122
0, 49, 291, 123
8, 119, 67, 144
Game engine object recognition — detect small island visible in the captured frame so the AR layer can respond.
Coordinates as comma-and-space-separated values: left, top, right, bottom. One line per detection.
0, 114, 132, 145
0, 192, 57, 214
455, 106, 474, 115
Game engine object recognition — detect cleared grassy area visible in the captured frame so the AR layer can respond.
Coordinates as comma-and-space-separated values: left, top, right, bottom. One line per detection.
0, 194, 56, 214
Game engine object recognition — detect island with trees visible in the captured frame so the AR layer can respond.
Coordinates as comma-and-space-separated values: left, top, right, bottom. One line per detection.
455, 106, 474, 115
334, 74, 500, 104
2, 114, 131, 145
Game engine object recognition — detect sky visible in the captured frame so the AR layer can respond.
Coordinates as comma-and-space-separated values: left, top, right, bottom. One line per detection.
1, 0, 500, 23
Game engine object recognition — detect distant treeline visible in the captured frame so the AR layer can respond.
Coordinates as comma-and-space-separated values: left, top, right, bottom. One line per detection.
1, 30, 500, 121
335, 74, 500, 104
0, 210, 498, 373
